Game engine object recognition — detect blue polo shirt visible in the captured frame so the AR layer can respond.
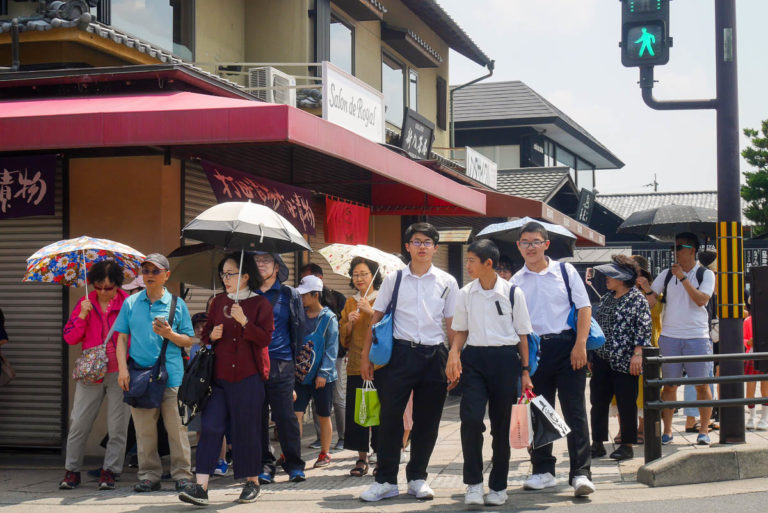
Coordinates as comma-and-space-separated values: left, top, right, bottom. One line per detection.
258, 281, 293, 361
113, 289, 194, 388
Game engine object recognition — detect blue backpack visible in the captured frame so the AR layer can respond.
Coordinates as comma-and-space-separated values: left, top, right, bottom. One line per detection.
560, 262, 606, 350
370, 270, 403, 366
295, 311, 333, 385
509, 285, 540, 376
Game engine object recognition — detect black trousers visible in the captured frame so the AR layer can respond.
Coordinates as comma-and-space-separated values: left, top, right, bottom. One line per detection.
530, 332, 591, 484
260, 358, 305, 473
374, 340, 448, 485
344, 373, 379, 454
590, 353, 638, 445
460, 345, 520, 492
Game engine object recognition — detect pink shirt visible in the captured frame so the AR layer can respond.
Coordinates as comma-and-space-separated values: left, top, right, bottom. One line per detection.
64, 288, 129, 375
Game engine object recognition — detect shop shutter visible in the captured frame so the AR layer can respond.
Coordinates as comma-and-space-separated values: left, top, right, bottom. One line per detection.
432, 243, 450, 273
0, 164, 64, 448
307, 199, 353, 300
182, 162, 296, 318
461, 244, 472, 286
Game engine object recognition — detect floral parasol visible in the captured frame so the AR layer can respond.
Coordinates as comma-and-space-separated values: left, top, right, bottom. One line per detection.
318, 244, 406, 278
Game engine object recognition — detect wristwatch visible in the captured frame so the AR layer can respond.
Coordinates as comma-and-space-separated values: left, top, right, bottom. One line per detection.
521, 365, 530, 372
679, 275, 687, 282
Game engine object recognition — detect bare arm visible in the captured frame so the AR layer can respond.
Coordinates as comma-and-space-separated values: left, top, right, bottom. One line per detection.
360, 310, 384, 381
571, 306, 591, 370
116, 333, 130, 391
681, 278, 711, 307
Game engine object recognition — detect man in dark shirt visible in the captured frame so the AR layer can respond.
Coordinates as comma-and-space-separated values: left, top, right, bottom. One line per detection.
255, 253, 307, 484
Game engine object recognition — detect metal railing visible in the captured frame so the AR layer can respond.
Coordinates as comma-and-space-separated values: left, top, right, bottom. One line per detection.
642, 346, 768, 463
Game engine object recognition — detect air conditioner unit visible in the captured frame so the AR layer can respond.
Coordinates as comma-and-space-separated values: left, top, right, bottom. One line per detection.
248, 66, 297, 106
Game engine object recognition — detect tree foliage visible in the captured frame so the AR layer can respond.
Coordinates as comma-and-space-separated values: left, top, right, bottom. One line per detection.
741, 119, 768, 236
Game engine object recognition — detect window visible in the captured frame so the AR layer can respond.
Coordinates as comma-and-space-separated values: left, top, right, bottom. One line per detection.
436, 76, 447, 130
109, 0, 194, 60
409, 69, 418, 110
382, 54, 405, 126
577, 158, 596, 191
330, 15, 354, 75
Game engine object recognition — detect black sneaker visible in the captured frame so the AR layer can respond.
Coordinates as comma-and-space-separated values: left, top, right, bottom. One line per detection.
179, 484, 208, 506
590, 441, 606, 458
59, 471, 81, 490
237, 481, 261, 503
609, 445, 634, 461
134, 479, 161, 493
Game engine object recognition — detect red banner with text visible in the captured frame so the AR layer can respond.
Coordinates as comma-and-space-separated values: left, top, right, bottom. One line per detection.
325, 198, 369, 245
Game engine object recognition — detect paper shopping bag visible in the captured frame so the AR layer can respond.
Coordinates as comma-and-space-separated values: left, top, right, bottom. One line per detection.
354, 380, 381, 427
530, 394, 571, 449
510, 394, 533, 449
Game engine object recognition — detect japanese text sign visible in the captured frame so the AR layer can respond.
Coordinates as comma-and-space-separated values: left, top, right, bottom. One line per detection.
0, 155, 56, 219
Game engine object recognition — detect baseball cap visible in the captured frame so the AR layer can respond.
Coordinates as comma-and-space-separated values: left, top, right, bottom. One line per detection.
142, 253, 170, 270
297, 275, 323, 295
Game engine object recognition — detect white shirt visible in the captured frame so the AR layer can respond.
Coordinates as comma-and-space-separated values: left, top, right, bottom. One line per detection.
651, 264, 715, 339
373, 264, 459, 345
452, 276, 533, 347
510, 258, 591, 336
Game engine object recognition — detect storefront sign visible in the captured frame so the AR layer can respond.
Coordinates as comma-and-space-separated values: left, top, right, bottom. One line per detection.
202, 160, 316, 235
325, 197, 369, 244
400, 107, 434, 160
465, 147, 498, 189
575, 188, 596, 225
0, 155, 56, 219
322, 61, 385, 144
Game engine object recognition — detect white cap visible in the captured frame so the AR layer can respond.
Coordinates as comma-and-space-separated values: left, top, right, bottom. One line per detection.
297, 275, 323, 294
123, 274, 145, 291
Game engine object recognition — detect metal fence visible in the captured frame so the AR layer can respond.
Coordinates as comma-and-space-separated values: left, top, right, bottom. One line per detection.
642, 346, 768, 463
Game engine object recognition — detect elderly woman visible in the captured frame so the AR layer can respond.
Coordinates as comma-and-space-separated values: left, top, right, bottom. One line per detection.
179, 253, 274, 506
589, 255, 652, 461
60, 260, 130, 491
339, 256, 383, 477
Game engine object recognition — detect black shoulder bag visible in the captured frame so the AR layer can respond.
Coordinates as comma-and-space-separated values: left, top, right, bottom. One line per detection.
123, 295, 177, 409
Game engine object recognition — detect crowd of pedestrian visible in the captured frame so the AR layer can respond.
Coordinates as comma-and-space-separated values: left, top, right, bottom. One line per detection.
50, 219, 751, 508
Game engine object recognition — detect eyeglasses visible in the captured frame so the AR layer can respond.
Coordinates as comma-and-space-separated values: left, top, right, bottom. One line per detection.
518, 240, 547, 249
674, 244, 694, 252
219, 271, 240, 280
93, 284, 116, 292
408, 239, 434, 248
352, 272, 371, 279
140, 268, 164, 275
254, 257, 275, 265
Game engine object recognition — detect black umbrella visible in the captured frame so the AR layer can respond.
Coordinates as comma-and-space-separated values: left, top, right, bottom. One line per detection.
617, 204, 717, 239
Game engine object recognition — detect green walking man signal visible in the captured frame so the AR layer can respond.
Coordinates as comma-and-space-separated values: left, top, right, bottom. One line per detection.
620, 0, 671, 67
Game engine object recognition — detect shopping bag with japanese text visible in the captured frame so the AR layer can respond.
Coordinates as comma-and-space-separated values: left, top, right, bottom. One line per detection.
510, 392, 533, 449
530, 393, 571, 449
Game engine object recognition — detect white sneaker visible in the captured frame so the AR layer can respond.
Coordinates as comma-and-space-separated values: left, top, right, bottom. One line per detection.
747, 412, 757, 430
400, 450, 409, 464
360, 482, 399, 502
484, 489, 507, 506
407, 479, 434, 500
572, 475, 596, 497
758, 418, 768, 431
464, 484, 484, 505
523, 472, 557, 490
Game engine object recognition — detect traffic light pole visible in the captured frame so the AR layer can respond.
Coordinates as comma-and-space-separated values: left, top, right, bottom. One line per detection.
637, 0, 745, 444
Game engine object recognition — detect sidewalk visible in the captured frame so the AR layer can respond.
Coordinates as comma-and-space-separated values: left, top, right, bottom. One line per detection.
2, 394, 768, 512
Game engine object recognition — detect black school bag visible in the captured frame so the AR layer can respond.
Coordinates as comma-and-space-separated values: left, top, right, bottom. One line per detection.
177, 344, 215, 426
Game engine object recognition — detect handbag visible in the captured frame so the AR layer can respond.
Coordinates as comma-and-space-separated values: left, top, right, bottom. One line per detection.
123, 296, 177, 409
178, 344, 215, 425
0, 350, 16, 387
560, 262, 606, 350
295, 312, 332, 385
354, 380, 381, 427
72, 324, 116, 384
508, 285, 540, 376
529, 392, 571, 449
369, 270, 403, 366
510, 392, 533, 449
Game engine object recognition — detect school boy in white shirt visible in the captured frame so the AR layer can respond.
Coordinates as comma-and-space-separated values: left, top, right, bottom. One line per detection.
510, 221, 596, 497
359, 222, 459, 502
447, 239, 534, 507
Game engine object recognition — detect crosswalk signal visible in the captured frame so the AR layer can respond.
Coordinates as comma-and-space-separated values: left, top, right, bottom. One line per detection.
621, 0, 671, 67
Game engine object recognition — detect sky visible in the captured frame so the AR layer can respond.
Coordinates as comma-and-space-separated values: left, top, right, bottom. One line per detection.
440, 0, 768, 194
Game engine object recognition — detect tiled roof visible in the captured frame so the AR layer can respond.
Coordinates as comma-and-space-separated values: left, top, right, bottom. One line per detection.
496, 167, 572, 202
597, 191, 754, 226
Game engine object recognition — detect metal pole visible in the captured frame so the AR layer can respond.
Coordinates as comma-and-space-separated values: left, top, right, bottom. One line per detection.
715, 0, 745, 445
643, 346, 662, 463
10, 18, 20, 72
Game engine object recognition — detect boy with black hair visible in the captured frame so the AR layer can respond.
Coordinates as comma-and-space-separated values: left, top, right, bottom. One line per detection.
448, 239, 533, 507
510, 222, 595, 497
359, 221, 458, 502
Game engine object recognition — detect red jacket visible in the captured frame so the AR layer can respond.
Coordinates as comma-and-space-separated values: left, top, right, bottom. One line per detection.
202, 293, 274, 382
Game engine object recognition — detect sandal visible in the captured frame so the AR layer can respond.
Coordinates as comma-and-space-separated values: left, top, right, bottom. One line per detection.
613, 433, 622, 444
372, 464, 378, 477
349, 459, 369, 477
636, 434, 645, 445
685, 422, 700, 433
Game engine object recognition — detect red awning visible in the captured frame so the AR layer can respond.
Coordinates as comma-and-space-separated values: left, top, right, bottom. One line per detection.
0, 91, 485, 215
